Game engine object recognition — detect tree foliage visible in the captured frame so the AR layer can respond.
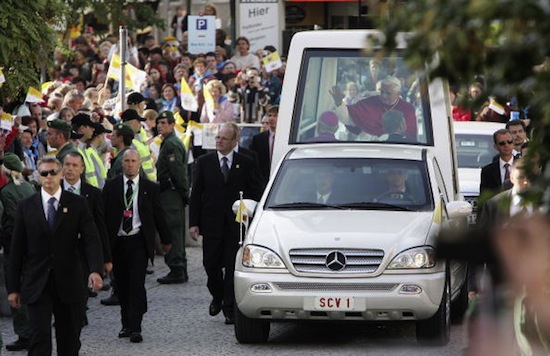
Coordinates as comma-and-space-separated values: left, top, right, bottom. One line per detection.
63, 0, 164, 39
0, 0, 164, 107
0, 0, 67, 106
378, 0, 550, 202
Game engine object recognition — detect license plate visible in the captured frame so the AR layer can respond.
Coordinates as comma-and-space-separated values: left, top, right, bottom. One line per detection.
313, 296, 355, 311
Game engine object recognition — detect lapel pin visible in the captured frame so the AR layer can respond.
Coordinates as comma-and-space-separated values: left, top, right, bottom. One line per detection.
236, 164, 240, 169
63, 207, 68, 213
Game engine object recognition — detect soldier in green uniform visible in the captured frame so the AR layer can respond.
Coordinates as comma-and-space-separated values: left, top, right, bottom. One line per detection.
46, 119, 77, 163
0, 154, 37, 352
155, 111, 189, 284
107, 123, 134, 180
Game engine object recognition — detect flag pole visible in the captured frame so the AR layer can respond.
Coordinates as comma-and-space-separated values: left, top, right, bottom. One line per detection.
239, 190, 244, 245
119, 26, 127, 112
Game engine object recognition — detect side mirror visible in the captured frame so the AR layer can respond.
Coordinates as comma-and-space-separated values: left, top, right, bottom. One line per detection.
232, 199, 258, 219
446, 201, 472, 219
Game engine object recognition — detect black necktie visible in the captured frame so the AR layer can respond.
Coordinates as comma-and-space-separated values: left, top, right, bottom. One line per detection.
123, 180, 134, 233
504, 163, 510, 181
221, 157, 229, 182
47, 197, 57, 230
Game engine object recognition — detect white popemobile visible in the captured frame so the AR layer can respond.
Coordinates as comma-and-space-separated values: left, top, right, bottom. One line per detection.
232, 30, 471, 346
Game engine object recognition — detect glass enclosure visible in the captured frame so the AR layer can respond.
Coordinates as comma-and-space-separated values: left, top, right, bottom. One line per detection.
290, 49, 433, 145
455, 133, 498, 169
266, 158, 433, 211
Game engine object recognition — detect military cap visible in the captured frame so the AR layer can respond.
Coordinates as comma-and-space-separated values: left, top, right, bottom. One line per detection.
91, 122, 112, 137
2, 152, 23, 172
47, 118, 72, 132
113, 123, 135, 138
127, 92, 146, 105
156, 111, 175, 123
71, 113, 94, 128
121, 109, 145, 122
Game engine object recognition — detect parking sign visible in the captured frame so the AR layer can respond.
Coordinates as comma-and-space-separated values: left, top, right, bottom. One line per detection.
188, 16, 215, 54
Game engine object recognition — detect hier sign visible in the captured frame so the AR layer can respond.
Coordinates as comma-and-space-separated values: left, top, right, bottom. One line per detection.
238, 0, 280, 52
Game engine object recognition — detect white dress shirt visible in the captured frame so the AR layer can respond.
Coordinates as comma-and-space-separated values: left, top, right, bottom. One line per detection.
118, 175, 142, 236
41, 187, 62, 219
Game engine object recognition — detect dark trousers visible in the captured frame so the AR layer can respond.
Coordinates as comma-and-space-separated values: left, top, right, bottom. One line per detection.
113, 233, 148, 333
202, 230, 240, 317
3, 251, 30, 339
27, 275, 85, 356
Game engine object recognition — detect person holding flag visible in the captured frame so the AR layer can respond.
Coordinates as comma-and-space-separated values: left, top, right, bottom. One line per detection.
200, 80, 236, 123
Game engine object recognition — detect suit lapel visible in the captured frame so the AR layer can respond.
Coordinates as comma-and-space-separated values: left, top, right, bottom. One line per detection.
53, 191, 69, 232
137, 179, 146, 213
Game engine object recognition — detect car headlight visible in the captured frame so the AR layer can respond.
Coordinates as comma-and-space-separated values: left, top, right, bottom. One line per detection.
242, 245, 286, 268
387, 246, 435, 269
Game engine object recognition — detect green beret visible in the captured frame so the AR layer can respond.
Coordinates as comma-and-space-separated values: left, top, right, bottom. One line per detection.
113, 123, 135, 138
156, 111, 174, 122
47, 118, 72, 132
3, 153, 23, 172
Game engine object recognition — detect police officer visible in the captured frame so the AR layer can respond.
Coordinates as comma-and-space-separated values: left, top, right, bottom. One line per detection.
71, 113, 100, 187
120, 109, 157, 181
155, 111, 189, 284
107, 123, 134, 180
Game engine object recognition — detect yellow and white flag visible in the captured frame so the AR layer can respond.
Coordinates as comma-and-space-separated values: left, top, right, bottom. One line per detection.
261, 51, 283, 73
173, 111, 187, 137
488, 98, 505, 115
0, 67, 5, 87
203, 84, 215, 118
25, 86, 45, 103
180, 77, 198, 112
0, 112, 13, 131
235, 199, 248, 225
107, 54, 147, 92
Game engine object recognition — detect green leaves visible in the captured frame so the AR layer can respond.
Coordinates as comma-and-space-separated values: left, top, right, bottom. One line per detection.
377, 0, 550, 205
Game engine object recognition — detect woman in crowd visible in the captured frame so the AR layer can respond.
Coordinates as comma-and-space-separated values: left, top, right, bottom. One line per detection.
200, 80, 235, 123
158, 83, 182, 113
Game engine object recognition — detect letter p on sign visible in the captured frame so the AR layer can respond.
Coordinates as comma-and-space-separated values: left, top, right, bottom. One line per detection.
196, 19, 207, 30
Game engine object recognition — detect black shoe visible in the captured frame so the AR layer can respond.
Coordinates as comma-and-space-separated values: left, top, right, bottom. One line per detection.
224, 315, 235, 325
157, 272, 185, 284
209, 300, 222, 316
88, 290, 98, 297
129, 332, 143, 343
100, 293, 120, 306
5, 337, 29, 351
145, 269, 154, 275
118, 328, 131, 338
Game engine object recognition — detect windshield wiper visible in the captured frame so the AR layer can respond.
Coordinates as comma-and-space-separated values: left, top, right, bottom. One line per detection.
269, 202, 346, 210
339, 202, 414, 211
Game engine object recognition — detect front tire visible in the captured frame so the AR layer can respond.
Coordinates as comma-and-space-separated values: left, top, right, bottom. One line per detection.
416, 267, 451, 346
235, 304, 270, 343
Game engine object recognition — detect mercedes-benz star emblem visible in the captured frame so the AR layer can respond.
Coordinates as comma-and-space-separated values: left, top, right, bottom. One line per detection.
326, 251, 347, 271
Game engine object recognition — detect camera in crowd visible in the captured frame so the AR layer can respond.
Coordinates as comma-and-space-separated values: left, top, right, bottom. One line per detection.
247, 75, 261, 85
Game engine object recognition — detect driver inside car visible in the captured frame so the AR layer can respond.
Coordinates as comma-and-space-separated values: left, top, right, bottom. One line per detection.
374, 167, 415, 203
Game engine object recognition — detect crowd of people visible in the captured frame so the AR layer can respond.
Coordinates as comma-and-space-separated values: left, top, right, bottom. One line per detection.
0, 9, 282, 353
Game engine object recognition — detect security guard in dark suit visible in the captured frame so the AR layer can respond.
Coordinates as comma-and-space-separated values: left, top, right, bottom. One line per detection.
155, 111, 189, 284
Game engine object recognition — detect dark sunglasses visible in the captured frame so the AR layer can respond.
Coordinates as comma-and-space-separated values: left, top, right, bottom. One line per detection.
497, 140, 513, 146
39, 169, 59, 177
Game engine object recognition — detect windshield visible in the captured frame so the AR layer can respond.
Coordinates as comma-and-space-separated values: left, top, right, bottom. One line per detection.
266, 158, 433, 211
290, 49, 432, 145
455, 133, 498, 168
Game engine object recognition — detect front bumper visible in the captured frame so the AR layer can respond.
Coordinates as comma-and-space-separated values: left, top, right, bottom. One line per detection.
234, 269, 445, 322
